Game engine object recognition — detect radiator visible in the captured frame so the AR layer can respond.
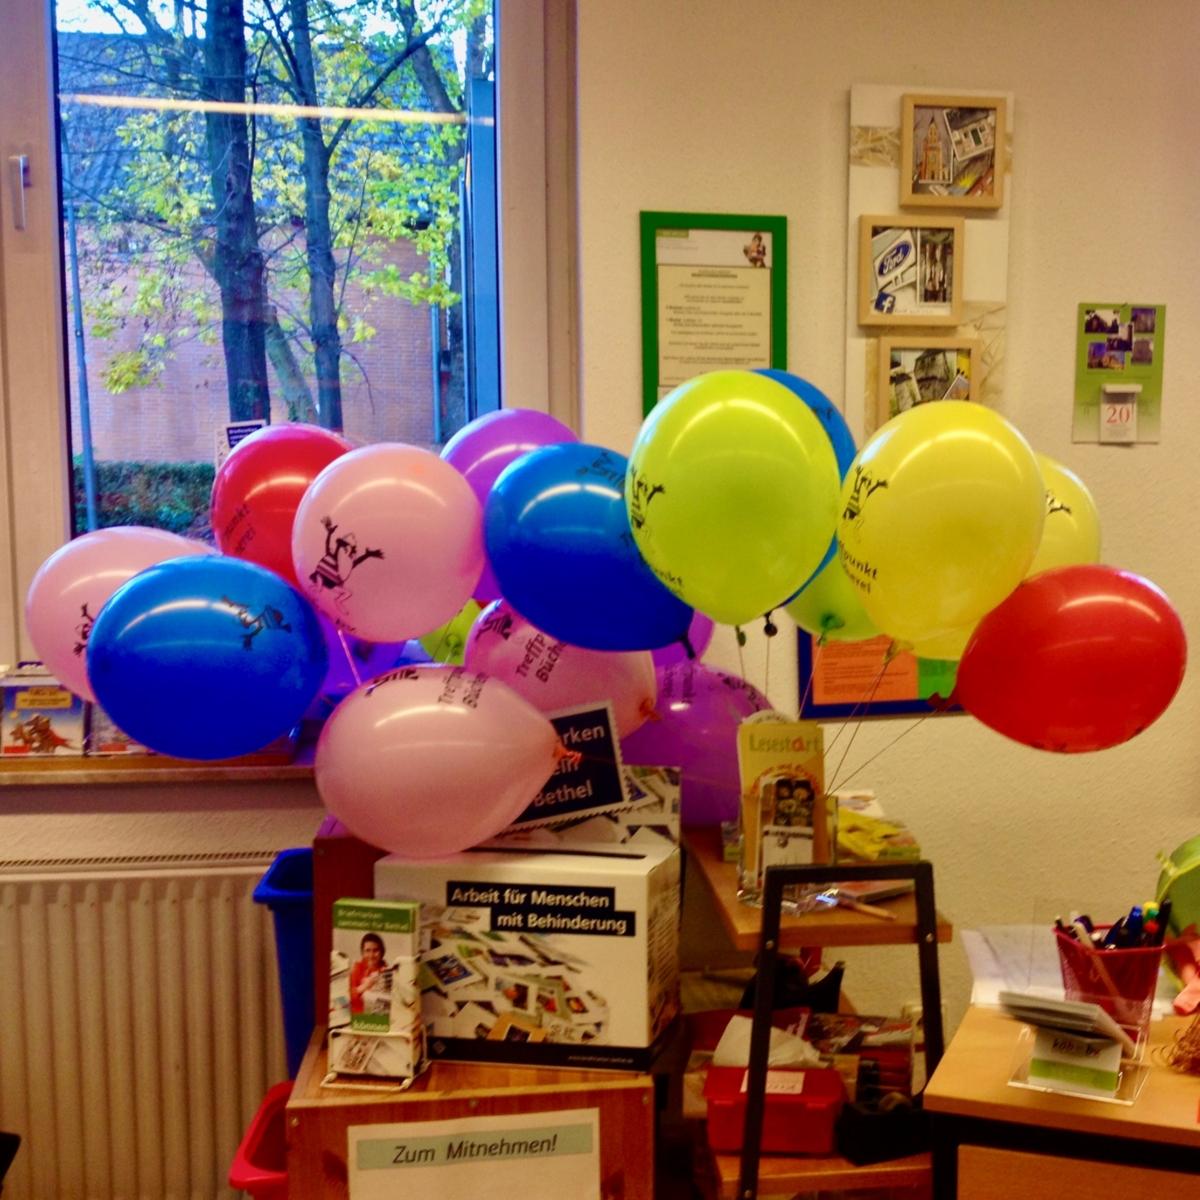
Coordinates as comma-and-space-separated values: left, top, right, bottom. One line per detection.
0, 855, 290, 1200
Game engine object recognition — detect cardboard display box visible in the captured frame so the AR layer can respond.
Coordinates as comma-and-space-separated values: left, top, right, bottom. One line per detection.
1, 667, 85, 757
375, 842, 681, 1070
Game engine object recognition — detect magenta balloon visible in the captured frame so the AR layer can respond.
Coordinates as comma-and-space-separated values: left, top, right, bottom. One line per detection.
652, 611, 716, 669
620, 662, 771, 826
464, 599, 657, 737
292, 443, 484, 642
441, 409, 578, 602
314, 666, 562, 858
25, 527, 213, 701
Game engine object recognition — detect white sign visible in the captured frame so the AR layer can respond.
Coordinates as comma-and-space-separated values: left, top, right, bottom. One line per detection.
1100, 383, 1140, 445
348, 1108, 600, 1200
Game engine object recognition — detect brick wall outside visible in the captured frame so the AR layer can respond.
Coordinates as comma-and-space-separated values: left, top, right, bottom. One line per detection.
66, 235, 441, 463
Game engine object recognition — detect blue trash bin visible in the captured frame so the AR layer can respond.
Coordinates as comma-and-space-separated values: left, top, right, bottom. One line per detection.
254, 847, 314, 1078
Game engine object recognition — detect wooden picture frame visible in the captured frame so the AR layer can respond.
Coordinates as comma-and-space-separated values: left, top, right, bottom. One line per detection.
877, 335, 982, 426
900, 92, 1006, 209
858, 214, 964, 327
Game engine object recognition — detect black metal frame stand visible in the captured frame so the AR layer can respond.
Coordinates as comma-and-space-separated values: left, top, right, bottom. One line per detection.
736, 860, 944, 1199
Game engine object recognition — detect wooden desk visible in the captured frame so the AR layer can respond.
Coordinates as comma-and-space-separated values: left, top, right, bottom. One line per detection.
683, 827, 953, 951
925, 1006, 1200, 1198
286, 1034, 654, 1199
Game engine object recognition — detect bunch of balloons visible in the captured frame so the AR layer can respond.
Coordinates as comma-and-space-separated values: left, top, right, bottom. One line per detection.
25, 367, 1187, 861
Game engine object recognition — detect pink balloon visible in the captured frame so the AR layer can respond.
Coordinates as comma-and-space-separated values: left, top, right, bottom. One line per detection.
620, 662, 771, 826
291, 444, 484, 642
25, 527, 213, 701
314, 666, 561, 858
464, 600, 657, 737
441, 409, 578, 602
652, 610, 716, 669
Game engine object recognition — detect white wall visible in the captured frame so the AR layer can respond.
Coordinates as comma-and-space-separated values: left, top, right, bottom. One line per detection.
575, 0, 1200, 1029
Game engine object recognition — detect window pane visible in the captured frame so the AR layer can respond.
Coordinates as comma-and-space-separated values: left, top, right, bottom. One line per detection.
55, 0, 497, 538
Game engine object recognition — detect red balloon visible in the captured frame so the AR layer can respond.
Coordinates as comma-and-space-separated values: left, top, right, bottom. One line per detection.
211, 423, 351, 586
957, 565, 1186, 752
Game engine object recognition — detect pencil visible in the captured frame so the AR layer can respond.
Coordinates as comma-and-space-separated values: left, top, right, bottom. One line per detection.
837, 896, 899, 921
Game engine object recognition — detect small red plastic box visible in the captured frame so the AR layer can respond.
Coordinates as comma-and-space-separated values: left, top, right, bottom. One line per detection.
703, 1066, 845, 1155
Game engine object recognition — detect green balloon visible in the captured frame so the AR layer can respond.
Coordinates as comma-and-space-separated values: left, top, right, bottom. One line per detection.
785, 551, 878, 643
418, 598, 481, 664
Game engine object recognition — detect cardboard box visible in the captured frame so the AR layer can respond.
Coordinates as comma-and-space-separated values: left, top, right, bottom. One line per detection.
86, 702, 150, 756
375, 842, 681, 1070
330, 898, 422, 1032
1, 666, 85, 757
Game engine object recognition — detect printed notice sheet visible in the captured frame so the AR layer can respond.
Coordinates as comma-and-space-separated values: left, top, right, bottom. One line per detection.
655, 226, 773, 397
348, 1108, 600, 1200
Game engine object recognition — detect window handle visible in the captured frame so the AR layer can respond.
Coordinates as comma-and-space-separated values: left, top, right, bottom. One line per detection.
8, 155, 29, 231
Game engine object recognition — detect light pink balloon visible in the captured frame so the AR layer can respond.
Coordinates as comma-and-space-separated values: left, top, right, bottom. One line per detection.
291, 443, 484, 642
464, 600, 657, 737
25, 527, 213, 701
314, 665, 561, 858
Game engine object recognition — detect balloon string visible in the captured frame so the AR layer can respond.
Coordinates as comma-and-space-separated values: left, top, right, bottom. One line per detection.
825, 651, 894, 789
336, 626, 362, 687
735, 626, 747, 685
799, 637, 821, 717
828, 713, 930, 794
764, 627, 772, 707
824, 644, 894, 754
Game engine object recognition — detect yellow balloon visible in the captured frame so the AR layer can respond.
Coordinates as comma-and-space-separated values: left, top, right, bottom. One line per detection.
908, 623, 974, 661
785, 549, 879, 643
418, 598, 481, 664
627, 371, 841, 625
1030, 454, 1101, 574
837, 401, 1044, 645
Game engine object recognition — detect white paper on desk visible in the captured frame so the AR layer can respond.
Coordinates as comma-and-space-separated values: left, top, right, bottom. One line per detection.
711, 1014, 822, 1069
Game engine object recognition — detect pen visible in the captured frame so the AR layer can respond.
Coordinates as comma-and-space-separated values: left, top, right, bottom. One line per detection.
836, 895, 898, 921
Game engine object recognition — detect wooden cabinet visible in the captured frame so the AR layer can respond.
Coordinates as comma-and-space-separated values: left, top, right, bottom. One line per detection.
285, 1035, 655, 1200
683, 828, 953, 1199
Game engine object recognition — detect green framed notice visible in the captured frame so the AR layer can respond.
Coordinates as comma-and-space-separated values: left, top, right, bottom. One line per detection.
1073, 302, 1166, 443
640, 211, 787, 416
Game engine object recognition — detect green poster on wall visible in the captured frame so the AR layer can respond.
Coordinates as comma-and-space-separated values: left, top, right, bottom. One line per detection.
1073, 302, 1165, 443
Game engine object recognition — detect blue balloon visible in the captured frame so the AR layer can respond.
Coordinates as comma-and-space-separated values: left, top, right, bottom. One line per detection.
757, 370, 857, 602
88, 555, 328, 760
485, 443, 694, 651
756, 370, 856, 477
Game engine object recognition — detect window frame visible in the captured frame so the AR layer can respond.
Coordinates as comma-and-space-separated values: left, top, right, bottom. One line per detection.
0, 0, 576, 665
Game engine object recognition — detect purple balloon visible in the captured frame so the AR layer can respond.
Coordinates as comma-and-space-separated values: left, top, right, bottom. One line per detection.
652, 611, 716, 669
620, 662, 771, 826
441, 409, 579, 602
319, 617, 428, 700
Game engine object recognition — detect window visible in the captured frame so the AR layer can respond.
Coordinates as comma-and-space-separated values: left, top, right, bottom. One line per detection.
0, 0, 574, 664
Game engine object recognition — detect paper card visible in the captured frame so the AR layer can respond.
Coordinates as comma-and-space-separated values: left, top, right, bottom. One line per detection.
349, 1109, 600, 1200
740, 1070, 808, 1095
1029, 1027, 1121, 1097
505, 705, 630, 829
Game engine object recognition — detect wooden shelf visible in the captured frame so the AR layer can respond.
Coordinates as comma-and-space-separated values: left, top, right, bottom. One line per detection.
683, 826, 953, 951
706, 1145, 931, 1199
0, 750, 313, 787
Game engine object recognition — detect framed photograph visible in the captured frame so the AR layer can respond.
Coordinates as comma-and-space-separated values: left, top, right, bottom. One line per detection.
877, 335, 982, 425
639, 211, 788, 415
858, 214, 964, 327
900, 93, 1006, 209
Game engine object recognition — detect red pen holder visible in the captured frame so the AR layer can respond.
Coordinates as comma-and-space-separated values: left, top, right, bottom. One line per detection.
1055, 925, 1162, 1033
